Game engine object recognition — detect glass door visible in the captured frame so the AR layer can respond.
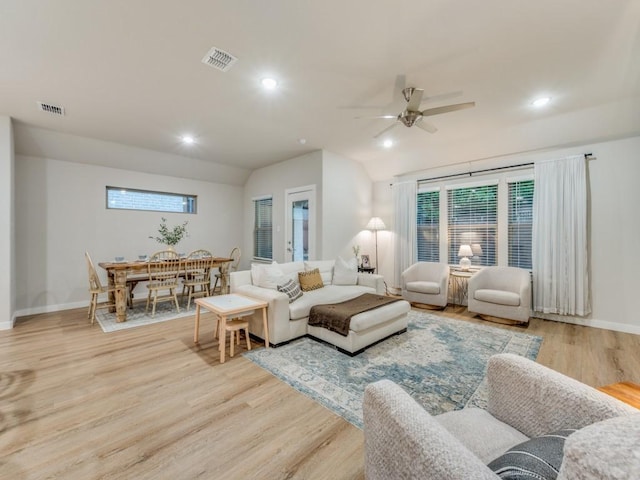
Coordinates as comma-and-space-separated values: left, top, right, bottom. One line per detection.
285, 186, 316, 262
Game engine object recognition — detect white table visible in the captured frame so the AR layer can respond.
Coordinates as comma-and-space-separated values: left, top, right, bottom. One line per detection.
194, 294, 269, 363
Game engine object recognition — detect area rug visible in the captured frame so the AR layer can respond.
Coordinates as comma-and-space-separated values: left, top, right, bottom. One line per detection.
95, 301, 196, 333
243, 310, 542, 429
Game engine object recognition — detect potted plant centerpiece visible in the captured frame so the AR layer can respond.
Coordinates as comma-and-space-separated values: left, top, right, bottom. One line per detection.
149, 217, 189, 251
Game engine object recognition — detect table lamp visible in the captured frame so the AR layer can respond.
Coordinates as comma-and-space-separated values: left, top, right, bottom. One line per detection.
458, 244, 473, 271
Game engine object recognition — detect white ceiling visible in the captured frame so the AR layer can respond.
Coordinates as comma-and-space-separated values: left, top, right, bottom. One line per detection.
2, 0, 640, 183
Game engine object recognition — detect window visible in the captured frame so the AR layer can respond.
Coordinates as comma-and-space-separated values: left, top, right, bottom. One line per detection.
416, 188, 440, 262
508, 180, 534, 269
253, 196, 273, 261
447, 183, 497, 267
106, 186, 196, 213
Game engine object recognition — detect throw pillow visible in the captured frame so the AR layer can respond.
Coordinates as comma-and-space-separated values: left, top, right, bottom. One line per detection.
277, 279, 303, 303
251, 262, 286, 290
487, 429, 577, 480
333, 256, 358, 285
298, 268, 324, 291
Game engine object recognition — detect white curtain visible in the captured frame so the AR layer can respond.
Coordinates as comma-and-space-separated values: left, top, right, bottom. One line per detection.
532, 155, 590, 315
393, 181, 417, 290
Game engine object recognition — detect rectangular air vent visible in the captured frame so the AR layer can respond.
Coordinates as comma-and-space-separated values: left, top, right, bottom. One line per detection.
37, 102, 65, 116
201, 47, 237, 72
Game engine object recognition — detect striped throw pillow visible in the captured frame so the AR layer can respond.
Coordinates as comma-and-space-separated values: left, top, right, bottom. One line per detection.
277, 279, 303, 303
488, 429, 577, 479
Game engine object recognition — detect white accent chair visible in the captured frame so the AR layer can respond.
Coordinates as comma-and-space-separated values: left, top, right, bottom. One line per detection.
363, 354, 639, 480
468, 266, 531, 324
401, 262, 450, 308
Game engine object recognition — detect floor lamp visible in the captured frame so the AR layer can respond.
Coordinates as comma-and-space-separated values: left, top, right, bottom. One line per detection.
366, 216, 386, 272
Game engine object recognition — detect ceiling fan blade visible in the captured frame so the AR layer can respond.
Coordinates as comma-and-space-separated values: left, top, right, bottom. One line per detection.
354, 114, 397, 119
373, 122, 399, 139
416, 119, 438, 134
421, 102, 476, 117
421, 90, 463, 105
405, 88, 424, 111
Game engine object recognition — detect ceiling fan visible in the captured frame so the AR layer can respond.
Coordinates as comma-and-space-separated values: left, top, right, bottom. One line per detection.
360, 87, 476, 139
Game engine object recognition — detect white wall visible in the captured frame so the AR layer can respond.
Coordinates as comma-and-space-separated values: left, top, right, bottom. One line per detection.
15, 155, 244, 316
243, 151, 323, 266
321, 151, 372, 261
375, 135, 640, 334
0, 117, 16, 329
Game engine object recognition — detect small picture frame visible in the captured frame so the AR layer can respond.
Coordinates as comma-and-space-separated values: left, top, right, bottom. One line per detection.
361, 254, 370, 268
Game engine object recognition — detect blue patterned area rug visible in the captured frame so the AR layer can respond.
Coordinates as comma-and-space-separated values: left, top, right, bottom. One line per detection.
243, 310, 542, 429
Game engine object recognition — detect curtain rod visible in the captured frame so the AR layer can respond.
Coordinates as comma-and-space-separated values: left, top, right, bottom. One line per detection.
411, 153, 593, 185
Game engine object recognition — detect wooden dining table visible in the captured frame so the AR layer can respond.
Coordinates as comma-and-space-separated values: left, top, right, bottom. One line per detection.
99, 256, 233, 323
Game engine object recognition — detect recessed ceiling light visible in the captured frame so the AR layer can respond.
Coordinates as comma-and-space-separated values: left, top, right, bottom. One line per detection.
298, 138, 307, 145
532, 97, 551, 107
181, 135, 195, 145
261, 77, 278, 89
383, 139, 393, 148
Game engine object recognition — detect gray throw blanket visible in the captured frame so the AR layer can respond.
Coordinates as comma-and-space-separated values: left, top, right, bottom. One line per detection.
308, 293, 401, 336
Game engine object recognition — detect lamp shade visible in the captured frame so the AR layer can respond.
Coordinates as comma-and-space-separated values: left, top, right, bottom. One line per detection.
471, 243, 483, 256
366, 217, 386, 231
458, 244, 473, 257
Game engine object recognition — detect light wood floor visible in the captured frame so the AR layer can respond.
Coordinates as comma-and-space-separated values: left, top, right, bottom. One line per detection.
1, 305, 639, 479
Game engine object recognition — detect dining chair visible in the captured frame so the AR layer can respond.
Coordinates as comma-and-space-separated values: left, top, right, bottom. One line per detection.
85, 251, 117, 324
181, 249, 214, 309
212, 247, 241, 295
146, 249, 182, 317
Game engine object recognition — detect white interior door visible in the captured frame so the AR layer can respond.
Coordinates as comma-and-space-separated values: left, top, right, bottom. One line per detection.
285, 186, 316, 262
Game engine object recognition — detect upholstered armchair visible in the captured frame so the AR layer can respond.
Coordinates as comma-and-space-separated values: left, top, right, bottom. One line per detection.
401, 262, 450, 308
468, 266, 531, 324
363, 353, 639, 480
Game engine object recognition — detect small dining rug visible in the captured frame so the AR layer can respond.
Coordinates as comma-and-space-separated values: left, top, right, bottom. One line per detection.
95, 301, 197, 333
243, 310, 542, 429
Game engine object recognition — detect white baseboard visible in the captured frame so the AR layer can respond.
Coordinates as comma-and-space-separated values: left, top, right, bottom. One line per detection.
534, 312, 640, 335
15, 300, 88, 319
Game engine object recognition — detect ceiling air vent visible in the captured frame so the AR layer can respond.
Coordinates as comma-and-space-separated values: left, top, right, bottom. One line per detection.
201, 47, 237, 72
37, 102, 65, 116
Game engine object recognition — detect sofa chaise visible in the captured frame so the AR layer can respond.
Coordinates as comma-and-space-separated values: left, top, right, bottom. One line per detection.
230, 259, 410, 354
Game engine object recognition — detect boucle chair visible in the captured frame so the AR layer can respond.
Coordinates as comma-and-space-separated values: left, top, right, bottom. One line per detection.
401, 262, 450, 308
363, 353, 638, 480
468, 266, 531, 324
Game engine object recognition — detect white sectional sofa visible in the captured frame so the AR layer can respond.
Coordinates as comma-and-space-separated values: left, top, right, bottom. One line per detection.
230, 259, 410, 354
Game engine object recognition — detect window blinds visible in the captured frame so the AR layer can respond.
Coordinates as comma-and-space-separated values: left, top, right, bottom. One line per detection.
416, 189, 440, 262
253, 197, 273, 261
447, 184, 497, 266
508, 180, 534, 269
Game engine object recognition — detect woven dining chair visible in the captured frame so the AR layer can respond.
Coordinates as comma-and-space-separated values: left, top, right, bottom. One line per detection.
85, 251, 117, 325
146, 250, 182, 317
181, 249, 214, 309
212, 247, 241, 295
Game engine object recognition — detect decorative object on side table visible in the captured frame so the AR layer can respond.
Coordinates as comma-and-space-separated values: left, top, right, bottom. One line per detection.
458, 244, 473, 271
352, 244, 360, 265
361, 254, 370, 268
149, 217, 189, 250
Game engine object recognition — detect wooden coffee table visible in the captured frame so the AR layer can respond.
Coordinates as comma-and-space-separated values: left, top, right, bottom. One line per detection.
194, 294, 269, 364
597, 381, 640, 409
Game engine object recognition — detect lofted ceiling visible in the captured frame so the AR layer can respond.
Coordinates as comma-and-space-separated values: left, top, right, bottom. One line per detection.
1, 0, 639, 183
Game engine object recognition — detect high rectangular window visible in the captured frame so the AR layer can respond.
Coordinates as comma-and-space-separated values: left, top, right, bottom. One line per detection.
253, 196, 273, 261
447, 183, 498, 267
106, 186, 196, 213
508, 179, 534, 269
416, 188, 440, 262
